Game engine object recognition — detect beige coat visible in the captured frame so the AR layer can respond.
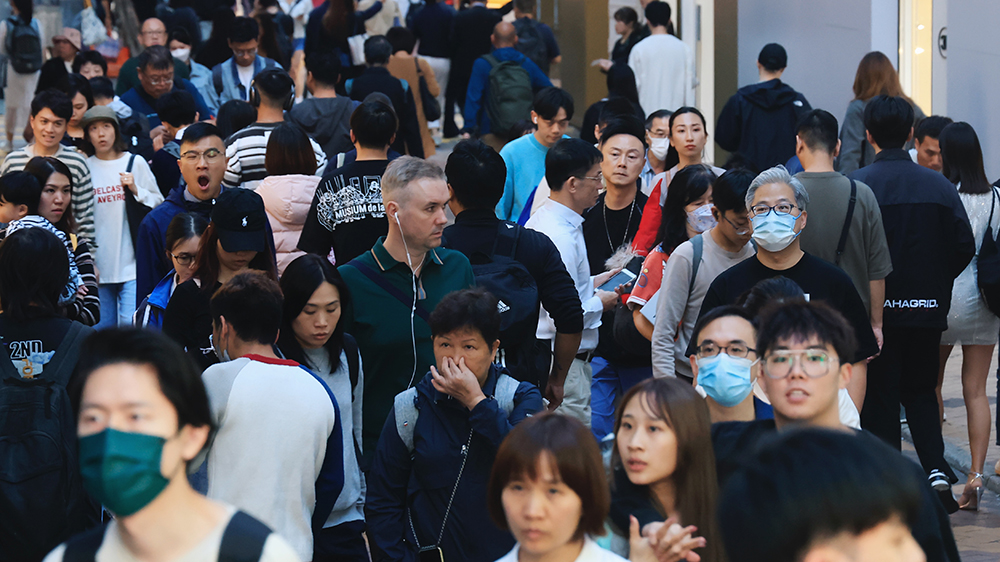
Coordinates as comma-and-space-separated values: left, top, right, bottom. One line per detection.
386, 53, 440, 157
358, 0, 401, 36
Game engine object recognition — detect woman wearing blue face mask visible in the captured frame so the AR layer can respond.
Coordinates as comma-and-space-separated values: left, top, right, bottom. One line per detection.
45, 328, 300, 562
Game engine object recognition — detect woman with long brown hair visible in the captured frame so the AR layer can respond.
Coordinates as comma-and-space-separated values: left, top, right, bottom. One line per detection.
837, 51, 926, 174
162, 188, 276, 371
608, 377, 725, 562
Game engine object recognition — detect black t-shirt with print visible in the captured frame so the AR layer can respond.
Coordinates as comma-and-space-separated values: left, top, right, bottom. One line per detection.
298, 159, 391, 265
0, 313, 72, 380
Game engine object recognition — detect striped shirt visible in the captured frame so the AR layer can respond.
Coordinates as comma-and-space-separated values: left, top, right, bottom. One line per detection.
223, 122, 326, 190
1, 144, 96, 246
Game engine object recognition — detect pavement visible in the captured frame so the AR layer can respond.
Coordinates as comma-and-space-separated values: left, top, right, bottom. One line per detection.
902, 346, 1000, 561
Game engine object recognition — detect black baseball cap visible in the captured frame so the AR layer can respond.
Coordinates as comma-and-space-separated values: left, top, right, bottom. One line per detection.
211, 189, 268, 253
758, 43, 787, 71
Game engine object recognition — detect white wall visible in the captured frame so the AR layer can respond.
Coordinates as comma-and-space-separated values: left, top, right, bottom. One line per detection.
735, 0, 872, 129
946, 0, 1000, 180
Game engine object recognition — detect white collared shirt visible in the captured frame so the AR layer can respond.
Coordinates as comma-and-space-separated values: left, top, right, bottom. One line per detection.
494, 537, 629, 562
525, 198, 604, 352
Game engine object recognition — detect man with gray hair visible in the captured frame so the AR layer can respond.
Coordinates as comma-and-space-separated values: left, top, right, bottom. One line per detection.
690, 165, 880, 390
338, 156, 475, 464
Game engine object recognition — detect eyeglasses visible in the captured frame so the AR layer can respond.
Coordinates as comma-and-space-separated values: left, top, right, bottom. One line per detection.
695, 342, 756, 359
143, 73, 174, 86
762, 349, 836, 379
721, 213, 750, 233
232, 47, 257, 57
575, 175, 603, 182
180, 148, 223, 163
171, 252, 197, 266
750, 203, 800, 217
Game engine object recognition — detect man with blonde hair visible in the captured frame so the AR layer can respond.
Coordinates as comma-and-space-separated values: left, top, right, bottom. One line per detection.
338, 157, 475, 464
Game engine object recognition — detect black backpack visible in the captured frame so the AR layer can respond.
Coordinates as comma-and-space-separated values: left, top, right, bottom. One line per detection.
513, 18, 548, 74
977, 187, 1000, 316
0, 322, 93, 562
468, 223, 540, 381
5, 16, 42, 74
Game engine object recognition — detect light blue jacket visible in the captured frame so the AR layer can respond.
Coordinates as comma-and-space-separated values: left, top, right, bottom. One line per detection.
208, 55, 281, 110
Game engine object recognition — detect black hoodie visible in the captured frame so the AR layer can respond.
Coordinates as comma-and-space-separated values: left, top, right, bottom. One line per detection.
715, 78, 811, 171
288, 97, 359, 160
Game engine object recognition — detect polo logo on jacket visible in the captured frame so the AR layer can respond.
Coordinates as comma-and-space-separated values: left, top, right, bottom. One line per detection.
884, 299, 939, 309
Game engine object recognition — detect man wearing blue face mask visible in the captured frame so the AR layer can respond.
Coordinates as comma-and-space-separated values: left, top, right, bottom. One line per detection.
688, 305, 763, 422
46, 328, 300, 562
690, 165, 880, 408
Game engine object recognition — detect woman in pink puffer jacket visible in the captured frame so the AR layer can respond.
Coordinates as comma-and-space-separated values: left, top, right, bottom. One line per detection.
255, 123, 324, 275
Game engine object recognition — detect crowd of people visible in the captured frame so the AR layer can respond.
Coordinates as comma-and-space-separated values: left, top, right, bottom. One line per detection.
0, 0, 995, 562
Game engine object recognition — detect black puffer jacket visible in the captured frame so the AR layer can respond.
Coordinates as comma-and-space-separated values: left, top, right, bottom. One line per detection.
715, 78, 811, 171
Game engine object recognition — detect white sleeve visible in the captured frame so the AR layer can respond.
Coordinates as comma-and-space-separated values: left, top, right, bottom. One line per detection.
41, 544, 65, 562
312, 139, 327, 178
131, 157, 164, 208
259, 533, 303, 562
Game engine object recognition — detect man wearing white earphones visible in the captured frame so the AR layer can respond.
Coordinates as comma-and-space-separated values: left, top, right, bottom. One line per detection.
338, 156, 475, 466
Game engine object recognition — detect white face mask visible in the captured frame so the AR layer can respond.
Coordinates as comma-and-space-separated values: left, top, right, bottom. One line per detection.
171, 48, 191, 64
649, 137, 669, 161
686, 203, 717, 233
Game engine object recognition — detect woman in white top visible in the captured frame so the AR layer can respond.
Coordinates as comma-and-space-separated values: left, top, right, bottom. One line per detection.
936, 122, 1000, 510
277, 253, 368, 560
80, 105, 163, 328
0, 0, 42, 151
489, 413, 666, 562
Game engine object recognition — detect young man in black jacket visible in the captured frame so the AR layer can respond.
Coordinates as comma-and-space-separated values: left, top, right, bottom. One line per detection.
714, 43, 811, 172
349, 36, 424, 158
441, 140, 583, 407
850, 95, 975, 511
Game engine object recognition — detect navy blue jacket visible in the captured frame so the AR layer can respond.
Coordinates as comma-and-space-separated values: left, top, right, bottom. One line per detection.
850, 149, 975, 330
715, 79, 811, 171
119, 79, 214, 130
366, 366, 543, 562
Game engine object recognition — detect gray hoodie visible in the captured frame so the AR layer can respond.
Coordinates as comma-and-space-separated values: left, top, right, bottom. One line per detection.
288, 97, 360, 161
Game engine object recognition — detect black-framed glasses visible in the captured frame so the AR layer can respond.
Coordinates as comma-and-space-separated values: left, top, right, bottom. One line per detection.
180, 148, 223, 162
171, 252, 197, 266
721, 212, 750, 233
762, 349, 836, 379
750, 203, 800, 217
695, 342, 756, 359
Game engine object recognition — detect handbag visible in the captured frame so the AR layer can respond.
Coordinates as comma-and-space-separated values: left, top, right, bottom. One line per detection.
80, 2, 106, 47
977, 187, 1000, 316
347, 33, 368, 66
415, 58, 441, 122
122, 154, 152, 248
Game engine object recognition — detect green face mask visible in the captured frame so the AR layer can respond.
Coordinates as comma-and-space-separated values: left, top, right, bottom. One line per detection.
78, 428, 171, 517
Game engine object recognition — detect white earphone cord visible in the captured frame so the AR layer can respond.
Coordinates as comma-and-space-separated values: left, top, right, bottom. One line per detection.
395, 213, 419, 390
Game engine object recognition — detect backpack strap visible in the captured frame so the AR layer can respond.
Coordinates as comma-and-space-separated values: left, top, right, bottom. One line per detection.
484, 54, 500, 69
217, 511, 271, 562
394, 387, 420, 454
492, 221, 520, 259
688, 234, 703, 294
62, 524, 108, 562
212, 64, 224, 96
126, 153, 137, 173
494, 373, 520, 417
835, 178, 857, 266
342, 333, 360, 392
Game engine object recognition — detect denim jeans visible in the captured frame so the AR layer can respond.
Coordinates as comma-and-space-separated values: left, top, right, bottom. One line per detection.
590, 356, 653, 441
96, 280, 137, 330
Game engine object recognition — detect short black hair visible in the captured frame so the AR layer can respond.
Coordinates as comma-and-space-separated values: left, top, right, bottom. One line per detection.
614, 6, 638, 25
211, 270, 284, 345
137, 45, 174, 72
600, 115, 647, 149
796, 109, 839, 155
305, 51, 341, 86
756, 301, 857, 366
385, 26, 416, 54
546, 137, 602, 192
446, 140, 506, 210
180, 122, 223, 147
254, 68, 294, 104
215, 100, 257, 139
72, 50, 107, 75
429, 287, 501, 347
645, 1, 672, 28
690, 305, 756, 349
88, 76, 115, 100
514, 0, 536, 12
350, 100, 397, 149
31, 89, 72, 120
600, 97, 641, 130
228, 16, 259, 43
712, 167, 755, 214
66, 73, 95, 109
863, 95, 914, 150
914, 115, 953, 143
0, 228, 69, 321
169, 26, 193, 46
165, 212, 208, 254
70, 329, 214, 433
719, 428, 922, 562
644, 108, 672, 130
157, 90, 197, 128
0, 171, 41, 214
364, 35, 392, 66
533, 87, 574, 121
737, 276, 806, 319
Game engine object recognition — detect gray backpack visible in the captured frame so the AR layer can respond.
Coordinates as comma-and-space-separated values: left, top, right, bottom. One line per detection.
394, 373, 521, 452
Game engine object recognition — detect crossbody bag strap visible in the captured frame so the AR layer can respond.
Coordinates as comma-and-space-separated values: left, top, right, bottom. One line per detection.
407, 429, 474, 550
346, 259, 431, 322
835, 178, 857, 266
